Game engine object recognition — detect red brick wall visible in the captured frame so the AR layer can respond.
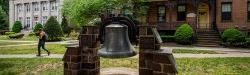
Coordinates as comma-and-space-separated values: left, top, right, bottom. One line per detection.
216, 0, 250, 32
147, 1, 196, 30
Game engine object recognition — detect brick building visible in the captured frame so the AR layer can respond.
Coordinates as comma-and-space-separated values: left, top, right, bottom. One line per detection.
145, 0, 250, 34
9, 0, 64, 31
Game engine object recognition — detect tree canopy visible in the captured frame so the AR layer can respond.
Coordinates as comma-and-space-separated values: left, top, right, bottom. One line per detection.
0, 0, 9, 30
0, 6, 8, 30
63, 0, 148, 26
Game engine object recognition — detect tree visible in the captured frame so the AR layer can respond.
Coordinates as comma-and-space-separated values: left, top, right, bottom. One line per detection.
12, 21, 22, 33
61, 15, 71, 34
63, 0, 148, 26
0, 6, 8, 30
33, 23, 43, 32
44, 16, 64, 41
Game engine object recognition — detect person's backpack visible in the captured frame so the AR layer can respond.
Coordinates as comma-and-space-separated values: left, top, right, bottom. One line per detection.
44, 33, 49, 40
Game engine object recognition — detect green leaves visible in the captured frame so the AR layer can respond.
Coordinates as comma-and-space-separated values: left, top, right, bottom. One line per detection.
63, 0, 148, 26
33, 23, 43, 32
174, 23, 194, 44
12, 21, 22, 33
44, 17, 64, 41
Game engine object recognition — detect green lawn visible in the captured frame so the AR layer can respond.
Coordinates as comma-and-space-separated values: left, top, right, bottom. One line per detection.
0, 58, 250, 75
0, 41, 34, 46
173, 49, 219, 54
0, 35, 38, 41
0, 44, 66, 54
0, 45, 219, 54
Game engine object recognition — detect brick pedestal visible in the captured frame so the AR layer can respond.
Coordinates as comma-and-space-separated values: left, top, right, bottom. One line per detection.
139, 26, 178, 75
63, 27, 100, 75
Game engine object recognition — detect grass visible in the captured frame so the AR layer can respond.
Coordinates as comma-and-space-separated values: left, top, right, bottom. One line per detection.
1, 58, 250, 75
0, 44, 67, 54
173, 49, 219, 54
0, 41, 34, 46
0, 35, 38, 41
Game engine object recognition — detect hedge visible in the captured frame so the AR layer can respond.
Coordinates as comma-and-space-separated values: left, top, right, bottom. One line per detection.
222, 28, 246, 43
33, 23, 43, 32
174, 23, 194, 44
5, 32, 15, 35
9, 34, 24, 39
161, 35, 175, 42
12, 21, 22, 33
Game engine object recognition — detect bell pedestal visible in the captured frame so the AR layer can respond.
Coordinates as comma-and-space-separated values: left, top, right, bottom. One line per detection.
98, 24, 136, 58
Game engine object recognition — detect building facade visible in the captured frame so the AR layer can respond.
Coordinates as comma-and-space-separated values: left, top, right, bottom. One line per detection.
146, 0, 250, 34
9, 0, 64, 31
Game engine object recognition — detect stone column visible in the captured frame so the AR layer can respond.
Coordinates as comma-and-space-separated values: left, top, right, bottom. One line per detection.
23, 3, 26, 28
139, 26, 178, 75
30, 2, 34, 30
63, 26, 100, 75
9, 0, 15, 30
38, 1, 42, 24
48, 0, 51, 17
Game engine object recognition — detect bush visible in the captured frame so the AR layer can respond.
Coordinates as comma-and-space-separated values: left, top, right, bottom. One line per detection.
69, 30, 79, 40
161, 35, 175, 42
246, 38, 250, 46
12, 21, 22, 33
9, 34, 24, 39
44, 16, 64, 41
174, 23, 194, 44
61, 16, 71, 35
222, 28, 246, 43
33, 23, 43, 32
5, 32, 15, 35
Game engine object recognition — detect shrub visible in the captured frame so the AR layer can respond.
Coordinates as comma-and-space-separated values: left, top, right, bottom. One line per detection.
161, 35, 175, 42
12, 21, 22, 33
44, 16, 64, 41
5, 32, 15, 35
9, 34, 24, 39
33, 23, 43, 32
222, 28, 246, 43
246, 38, 250, 46
61, 16, 71, 35
69, 30, 79, 40
174, 23, 194, 44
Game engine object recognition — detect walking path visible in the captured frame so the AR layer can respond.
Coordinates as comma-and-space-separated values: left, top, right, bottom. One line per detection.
1, 53, 250, 58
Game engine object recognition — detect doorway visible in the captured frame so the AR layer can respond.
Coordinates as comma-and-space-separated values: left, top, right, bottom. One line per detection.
198, 3, 210, 29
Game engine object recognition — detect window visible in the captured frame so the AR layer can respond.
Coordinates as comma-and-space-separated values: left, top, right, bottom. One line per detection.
25, 17, 31, 29
248, 2, 250, 20
18, 17, 22, 21
177, 5, 186, 21
50, 1, 57, 11
17, 4, 22, 12
158, 6, 166, 23
25, 3, 30, 12
42, 2, 48, 11
221, 2, 232, 21
42, 16, 48, 25
33, 3, 39, 11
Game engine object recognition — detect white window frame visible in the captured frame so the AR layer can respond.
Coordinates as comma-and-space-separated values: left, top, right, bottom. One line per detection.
25, 3, 30, 12
42, 2, 48, 11
42, 16, 48, 25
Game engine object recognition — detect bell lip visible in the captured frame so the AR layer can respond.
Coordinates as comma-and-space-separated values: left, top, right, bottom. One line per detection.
98, 50, 137, 58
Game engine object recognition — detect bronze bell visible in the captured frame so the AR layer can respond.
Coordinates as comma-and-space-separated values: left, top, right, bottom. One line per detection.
98, 23, 136, 58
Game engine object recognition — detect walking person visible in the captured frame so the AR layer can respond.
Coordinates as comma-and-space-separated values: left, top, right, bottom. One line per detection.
37, 28, 50, 56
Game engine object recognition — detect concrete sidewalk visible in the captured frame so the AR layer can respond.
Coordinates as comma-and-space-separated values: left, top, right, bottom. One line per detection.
1, 53, 250, 58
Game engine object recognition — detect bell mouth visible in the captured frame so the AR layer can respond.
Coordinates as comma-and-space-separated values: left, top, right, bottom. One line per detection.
98, 50, 136, 58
